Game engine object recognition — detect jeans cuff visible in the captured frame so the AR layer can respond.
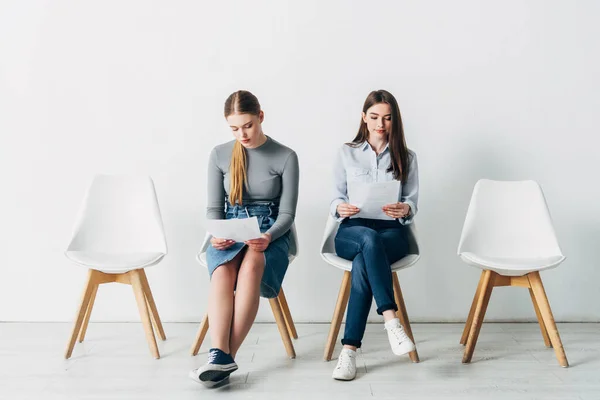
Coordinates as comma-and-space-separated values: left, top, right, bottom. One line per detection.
376, 303, 398, 315
341, 338, 362, 348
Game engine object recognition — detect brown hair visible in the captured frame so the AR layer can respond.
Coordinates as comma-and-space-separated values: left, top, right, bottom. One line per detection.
224, 90, 261, 204
349, 90, 410, 183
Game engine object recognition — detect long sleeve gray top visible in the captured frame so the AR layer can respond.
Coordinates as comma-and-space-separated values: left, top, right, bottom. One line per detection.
207, 136, 299, 241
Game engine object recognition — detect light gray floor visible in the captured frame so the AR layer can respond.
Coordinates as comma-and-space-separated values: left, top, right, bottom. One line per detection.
1, 322, 599, 400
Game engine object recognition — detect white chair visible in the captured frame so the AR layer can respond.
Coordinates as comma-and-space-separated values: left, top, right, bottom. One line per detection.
321, 214, 420, 362
458, 179, 568, 367
190, 224, 299, 359
64, 175, 168, 359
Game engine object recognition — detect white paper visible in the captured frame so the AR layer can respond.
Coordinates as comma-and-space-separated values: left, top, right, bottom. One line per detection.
347, 180, 401, 220
205, 217, 262, 242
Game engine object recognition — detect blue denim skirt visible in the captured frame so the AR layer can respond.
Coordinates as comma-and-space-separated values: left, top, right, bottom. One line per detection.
206, 201, 291, 298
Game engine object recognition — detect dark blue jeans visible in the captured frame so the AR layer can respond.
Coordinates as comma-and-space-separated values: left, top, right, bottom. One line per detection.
335, 218, 409, 348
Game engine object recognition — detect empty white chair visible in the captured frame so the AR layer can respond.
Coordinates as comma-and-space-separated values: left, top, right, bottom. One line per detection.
64, 175, 167, 359
190, 224, 299, 359
321, 214, 420, 362
458, 179, 568, 367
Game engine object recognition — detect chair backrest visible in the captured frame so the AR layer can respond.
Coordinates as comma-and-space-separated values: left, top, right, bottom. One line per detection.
197, 222, 299, 262
320, 214, 420, 256
457, 179, 563, 259
67, 175, 167, 254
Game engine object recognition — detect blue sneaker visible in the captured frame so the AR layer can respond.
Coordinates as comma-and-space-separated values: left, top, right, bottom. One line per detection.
189, 348, 238, 387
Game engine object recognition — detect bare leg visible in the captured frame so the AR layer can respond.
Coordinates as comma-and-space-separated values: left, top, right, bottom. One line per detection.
229, 249, 265, 358
382, 310, 397, 321
207, 251, 244, 353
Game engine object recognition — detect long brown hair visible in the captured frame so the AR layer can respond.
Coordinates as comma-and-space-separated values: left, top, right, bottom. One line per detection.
224, 90, 261, 205
349, 90, 410, 183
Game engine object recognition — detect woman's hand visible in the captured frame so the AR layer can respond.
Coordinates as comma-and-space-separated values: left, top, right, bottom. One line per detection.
382, 202, 411, 219
210, 237, 235, 250
337, 203, 360, 218
245, 233, 271, 252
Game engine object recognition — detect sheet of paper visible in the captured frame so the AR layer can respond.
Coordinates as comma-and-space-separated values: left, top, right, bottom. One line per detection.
347, 180, 401, 220
205, 217, 262, 242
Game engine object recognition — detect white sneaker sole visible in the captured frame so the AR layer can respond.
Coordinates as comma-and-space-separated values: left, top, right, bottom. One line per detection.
189, 363, 238, 387
332, 372, 356, 381
391, 340, 416, 356
189, 370, 231, 388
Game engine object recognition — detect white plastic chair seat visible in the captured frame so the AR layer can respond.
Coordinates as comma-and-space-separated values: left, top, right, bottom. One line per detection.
321, 252, 420, 272
320, 214, 421, 272
65, 251, 166, 273
457, 179, 565, 277
65, 174, 168, 274
459, 252, 564, 276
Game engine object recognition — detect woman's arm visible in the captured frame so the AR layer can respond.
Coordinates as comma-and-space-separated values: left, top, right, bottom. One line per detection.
330, 146, 349, 221
206, 147, 237, 250
206, 147, 225, 220
399, 151, 419, 225
265, 151, 299, 241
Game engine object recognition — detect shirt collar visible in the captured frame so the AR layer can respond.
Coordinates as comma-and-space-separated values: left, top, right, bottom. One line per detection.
361, 140, 389, 154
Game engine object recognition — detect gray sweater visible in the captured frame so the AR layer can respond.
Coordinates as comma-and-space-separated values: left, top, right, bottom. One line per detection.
206, 136, 299, 241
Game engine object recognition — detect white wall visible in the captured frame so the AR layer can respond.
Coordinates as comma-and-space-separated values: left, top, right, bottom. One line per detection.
1, 0, 599, 323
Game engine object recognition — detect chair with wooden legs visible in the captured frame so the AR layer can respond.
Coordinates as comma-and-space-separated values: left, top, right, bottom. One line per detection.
64, 175, 168, 360
321, 214, 420, 363
458, 179, 568, 367
190, 224, 299, 359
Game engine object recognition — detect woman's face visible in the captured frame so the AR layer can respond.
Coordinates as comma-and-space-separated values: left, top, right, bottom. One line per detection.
362, 102, 392, 140
226, 111, 264, 148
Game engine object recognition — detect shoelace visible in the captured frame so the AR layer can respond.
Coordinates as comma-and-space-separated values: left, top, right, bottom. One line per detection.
207, 350, 219, 364
336, 352, 355, 371
386, 325, 410, 343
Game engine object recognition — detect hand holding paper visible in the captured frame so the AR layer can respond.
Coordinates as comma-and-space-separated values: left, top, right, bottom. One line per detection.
210, 237, 235, 250
336, 202, 360, 218
347, 180, 401, 220
205, 217, 262, 243
245, 232, 272, 252
382, 202, 411, 219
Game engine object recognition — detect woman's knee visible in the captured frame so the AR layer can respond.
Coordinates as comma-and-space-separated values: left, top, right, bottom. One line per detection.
238, 249, 265, 278
360, 230, 384, 251
212, 260, 239, 284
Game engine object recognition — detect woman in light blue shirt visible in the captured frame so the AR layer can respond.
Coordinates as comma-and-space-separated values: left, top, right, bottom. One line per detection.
330, 90, 419, 381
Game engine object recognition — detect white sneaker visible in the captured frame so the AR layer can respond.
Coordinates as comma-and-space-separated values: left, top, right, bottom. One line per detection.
332, 348, 357, 381
385, 318, 415, 356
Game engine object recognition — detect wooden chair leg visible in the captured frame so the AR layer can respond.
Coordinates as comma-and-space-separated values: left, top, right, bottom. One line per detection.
191, 314, 209, 356
461, 271, 486, 345
462, 270, 494, 363
65, 269, 99, 359
392, 273, 419, 363
278, 288, 298, 340
139, 269, 166, 341
269, 297, 296, 359
78, 281, 98, 343
529, 288, 552, 348
324, 271, 351, 361
528, 272, 568, 367
130, 269, 160, 359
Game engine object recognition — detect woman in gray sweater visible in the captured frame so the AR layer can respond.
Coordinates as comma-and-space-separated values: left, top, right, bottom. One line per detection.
190, 90, 299, 387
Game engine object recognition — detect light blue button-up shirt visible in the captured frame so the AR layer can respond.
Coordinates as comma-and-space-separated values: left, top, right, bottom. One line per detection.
330, 141, 419, 224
